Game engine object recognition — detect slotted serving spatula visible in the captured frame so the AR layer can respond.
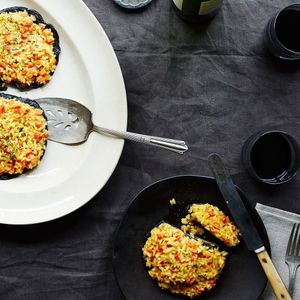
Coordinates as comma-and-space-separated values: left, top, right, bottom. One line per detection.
36, 97, 188, 154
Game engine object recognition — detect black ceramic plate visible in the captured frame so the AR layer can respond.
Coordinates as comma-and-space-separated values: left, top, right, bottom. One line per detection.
113, 175, 270, 300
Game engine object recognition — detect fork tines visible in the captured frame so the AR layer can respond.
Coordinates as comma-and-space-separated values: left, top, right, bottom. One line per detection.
286, 223, 300, 257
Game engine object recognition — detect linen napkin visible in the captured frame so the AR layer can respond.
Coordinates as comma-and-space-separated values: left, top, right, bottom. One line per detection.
255, 203, 300, 300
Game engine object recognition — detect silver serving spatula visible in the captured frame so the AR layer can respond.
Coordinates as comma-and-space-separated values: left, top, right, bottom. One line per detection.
36, 98, 188, 154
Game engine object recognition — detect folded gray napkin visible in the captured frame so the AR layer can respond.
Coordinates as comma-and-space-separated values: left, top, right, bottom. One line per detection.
255, 203, 300, 300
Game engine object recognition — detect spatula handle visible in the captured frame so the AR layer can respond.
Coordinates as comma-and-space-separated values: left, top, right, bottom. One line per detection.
257, 250, 291, 300
93, 125, 188, 154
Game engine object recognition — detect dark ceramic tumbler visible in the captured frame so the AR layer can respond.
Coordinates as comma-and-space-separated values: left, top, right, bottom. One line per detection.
265, 4, 300, 61
242, 131, 300, 185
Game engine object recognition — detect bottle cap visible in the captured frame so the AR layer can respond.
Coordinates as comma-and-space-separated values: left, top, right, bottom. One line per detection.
113, 0, 153, 9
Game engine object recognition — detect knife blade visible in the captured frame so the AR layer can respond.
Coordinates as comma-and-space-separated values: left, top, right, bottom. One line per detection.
208, 153, 291, 300
208, 153, 264, 252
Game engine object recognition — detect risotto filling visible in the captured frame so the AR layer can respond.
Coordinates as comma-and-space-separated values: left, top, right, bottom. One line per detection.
0, 10, 57, 87
182, 203, 240, 247
143, 222, 227, 298
0, 96, 48, 176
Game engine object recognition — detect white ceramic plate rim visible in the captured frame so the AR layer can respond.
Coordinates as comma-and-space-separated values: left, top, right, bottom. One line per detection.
0, 0, 127, 225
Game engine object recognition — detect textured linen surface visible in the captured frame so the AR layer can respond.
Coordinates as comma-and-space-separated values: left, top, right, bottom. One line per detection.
0, 0, 300, 299
256, 204, 300, 300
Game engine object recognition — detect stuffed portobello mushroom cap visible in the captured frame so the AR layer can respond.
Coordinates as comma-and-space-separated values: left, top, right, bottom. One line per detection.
0, 93, 48, 180
0, 7, 60, 90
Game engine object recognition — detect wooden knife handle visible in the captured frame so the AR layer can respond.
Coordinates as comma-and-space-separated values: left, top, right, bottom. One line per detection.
257, 250, 291, 300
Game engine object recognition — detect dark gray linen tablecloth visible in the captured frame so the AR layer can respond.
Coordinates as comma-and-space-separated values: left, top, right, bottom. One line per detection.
0, 0, 300, 299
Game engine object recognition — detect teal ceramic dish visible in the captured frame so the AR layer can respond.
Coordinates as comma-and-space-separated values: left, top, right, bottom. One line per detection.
113, 0, 153, 9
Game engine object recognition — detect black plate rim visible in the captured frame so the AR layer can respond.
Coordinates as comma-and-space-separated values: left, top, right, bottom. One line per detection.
112, 174, 270, 300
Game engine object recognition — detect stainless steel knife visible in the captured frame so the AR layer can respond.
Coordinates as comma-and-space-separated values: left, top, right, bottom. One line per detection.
208, 153, 291, 300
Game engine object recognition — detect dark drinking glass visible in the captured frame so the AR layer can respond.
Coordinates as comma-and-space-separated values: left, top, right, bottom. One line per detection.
265, 4, 300, 60
242, 131, 300, 185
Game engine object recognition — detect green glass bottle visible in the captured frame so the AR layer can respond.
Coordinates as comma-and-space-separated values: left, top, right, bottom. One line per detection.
172, 0, 223, 23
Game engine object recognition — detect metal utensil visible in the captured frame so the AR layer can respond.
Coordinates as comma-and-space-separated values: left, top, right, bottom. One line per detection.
285, 223, 300, 298
208, 153, 291, 300
35, 98, 188, 154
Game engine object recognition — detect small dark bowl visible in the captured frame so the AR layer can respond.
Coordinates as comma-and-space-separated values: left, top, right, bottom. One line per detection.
242, 130, 300, 185
113, 175, 270, 300
265, 4, 300, 61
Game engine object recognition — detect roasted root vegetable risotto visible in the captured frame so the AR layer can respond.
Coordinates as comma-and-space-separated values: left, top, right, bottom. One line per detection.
183, 204, 240, 247
143, 223, 227, 298
142, 203, 240, 298
0, 96, 48, 177
0, 9, 58, 89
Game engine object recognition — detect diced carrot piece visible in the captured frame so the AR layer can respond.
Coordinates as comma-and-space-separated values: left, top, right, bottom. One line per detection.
208, 211, 215, 217
39, 70, 46, 77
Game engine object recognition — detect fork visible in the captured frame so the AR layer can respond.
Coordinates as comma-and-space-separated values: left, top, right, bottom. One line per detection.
285, 223, 300, 298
